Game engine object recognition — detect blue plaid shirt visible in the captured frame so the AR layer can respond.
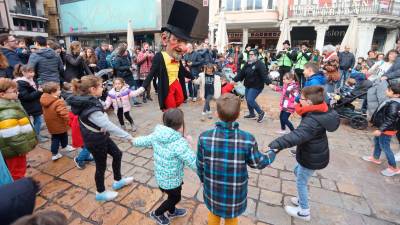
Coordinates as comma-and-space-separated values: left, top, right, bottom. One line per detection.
197, 121, 276, 218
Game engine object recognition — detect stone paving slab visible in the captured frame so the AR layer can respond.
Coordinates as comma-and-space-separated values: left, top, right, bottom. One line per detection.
28, 89, 400, 224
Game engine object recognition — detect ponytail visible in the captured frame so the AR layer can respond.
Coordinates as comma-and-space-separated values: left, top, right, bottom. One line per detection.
71, 75, 102, 96
13, 64, 23, 78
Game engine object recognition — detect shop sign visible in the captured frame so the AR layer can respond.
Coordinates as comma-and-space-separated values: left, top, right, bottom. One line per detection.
228, 31, 280, 39
203, 0, 208, 7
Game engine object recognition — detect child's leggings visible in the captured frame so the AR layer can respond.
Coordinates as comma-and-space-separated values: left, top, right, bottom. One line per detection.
87, 137, 122, 193
208, 212, 238, 225
117, 108, 133, 126
279, 111, 294, 131
155, 185, 182, 216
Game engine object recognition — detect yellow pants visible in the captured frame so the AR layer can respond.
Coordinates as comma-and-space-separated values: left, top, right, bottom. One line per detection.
208, 211, 238, 225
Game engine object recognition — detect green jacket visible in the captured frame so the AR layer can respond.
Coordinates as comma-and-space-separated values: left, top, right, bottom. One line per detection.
0, 99, 37, 158
277, 50, 293, 67
294, 51, 312, 70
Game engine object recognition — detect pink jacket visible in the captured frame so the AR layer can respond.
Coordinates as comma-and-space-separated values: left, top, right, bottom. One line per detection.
274, 81, 299, 113
105, 85, 136, 114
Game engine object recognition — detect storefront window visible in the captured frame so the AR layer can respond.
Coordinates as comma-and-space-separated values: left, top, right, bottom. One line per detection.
226, 0, 242, 11
246, 0, 262, 10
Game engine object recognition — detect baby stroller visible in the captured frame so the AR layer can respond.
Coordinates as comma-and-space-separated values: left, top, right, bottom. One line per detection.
222, 67, 245, 98
330, 80, 372, 130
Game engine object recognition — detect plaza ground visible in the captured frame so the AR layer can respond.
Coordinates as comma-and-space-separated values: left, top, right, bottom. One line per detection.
28, 89, 400, 225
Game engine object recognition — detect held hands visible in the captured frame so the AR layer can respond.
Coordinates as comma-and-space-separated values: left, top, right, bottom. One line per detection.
132, 87, 145, 97
268, 84, 276, 90
373, 130, 382, 137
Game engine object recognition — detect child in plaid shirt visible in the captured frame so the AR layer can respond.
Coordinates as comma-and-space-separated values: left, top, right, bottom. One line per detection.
197, 93, 277, 225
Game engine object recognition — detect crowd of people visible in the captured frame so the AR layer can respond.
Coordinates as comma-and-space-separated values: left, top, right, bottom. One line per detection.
0, 27, 400, 225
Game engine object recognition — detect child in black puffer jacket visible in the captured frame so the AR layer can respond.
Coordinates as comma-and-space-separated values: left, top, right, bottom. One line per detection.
362, 79, 400, 177
268, 86, 340, 221
14, 64, 47, 142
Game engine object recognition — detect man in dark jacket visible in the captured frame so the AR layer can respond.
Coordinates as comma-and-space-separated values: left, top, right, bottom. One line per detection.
95, 43, 109, 70
28, 36, 64, 84
0, 34, 21, 78
338, 46, 355, 87
184, 43, 201, 101
197, 43, 213, 67
269, 86, 340, 221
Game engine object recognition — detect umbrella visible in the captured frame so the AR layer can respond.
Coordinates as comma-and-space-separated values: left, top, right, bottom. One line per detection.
215, 11, 228, 54
340, 17, 358, 53
127, 20, 135, 51
276, 20, 291, 51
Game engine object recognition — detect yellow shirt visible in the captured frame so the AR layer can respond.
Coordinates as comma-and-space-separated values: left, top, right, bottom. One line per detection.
161, 51, 179, 85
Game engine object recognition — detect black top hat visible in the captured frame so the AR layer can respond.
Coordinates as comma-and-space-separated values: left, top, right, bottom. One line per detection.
161, 1, 198, 41
283, 40, 290, 46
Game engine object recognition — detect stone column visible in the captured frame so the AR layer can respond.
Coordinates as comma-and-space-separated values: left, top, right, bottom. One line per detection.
356, 23, 376, 58
209, 26, 215, 46
242, 28, 249, 49
383, 28, 399, 54
315, 25, 329, 52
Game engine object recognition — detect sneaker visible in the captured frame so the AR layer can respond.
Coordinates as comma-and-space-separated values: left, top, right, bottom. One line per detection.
361, 156, 382, 165
143, 98, 147, 103
201, 112, 207, 121
276, 130, 289, 134
95, 190, 118, 202
290, 197, 299, 206
112, 177, 134, 190
121, 125, 126, 130
284, 205, 310, 221
167, 208, 187, 219
51, 153, 63, 161
62, 145, 76, 152
289, 149, 296, 156
395, 152, 400, 162
244, 114, 256, 119
192, 97, 197, 102
147, 96, 153, 101
381, 167, 400, 177
207, 111, 212, 119
187, 97, 192, 101
150, 211, 170, 225
130, 123, 137, 132
74, 157, 86, 170
38, 136, 49, 143
133, 102, 142, 107
257, 112, 266, 123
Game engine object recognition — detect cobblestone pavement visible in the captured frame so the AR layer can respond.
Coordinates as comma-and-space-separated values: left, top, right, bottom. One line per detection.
29, 89, 400, 225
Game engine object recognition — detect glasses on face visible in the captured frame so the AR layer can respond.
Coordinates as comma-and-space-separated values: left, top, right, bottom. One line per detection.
249, 53, 255, 56
300, 98, 307, 101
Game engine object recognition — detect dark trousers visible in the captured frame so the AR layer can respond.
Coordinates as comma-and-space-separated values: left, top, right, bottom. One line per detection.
294, 68, 305, 89
87, 138, 122, 193
278, 66, 292, 86
138, 79, 152, 100
188, 80, 199, 98
280, 111, 294, 131
155, 185, 182, 216
203, 95, 213, 112
51, 132, 68, 155
117, 108, 133, 126
153, 76, 158, 93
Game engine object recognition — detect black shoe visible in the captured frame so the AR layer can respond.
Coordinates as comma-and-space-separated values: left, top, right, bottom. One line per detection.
244, 114, 256, 119
150, 211, 170, 225
289, 149, 296, 156
143, 98, 147, 103
133, 102, 142, 107
147, 96, 153, 101
257, 112, 266, 123
167, 208, 187, 219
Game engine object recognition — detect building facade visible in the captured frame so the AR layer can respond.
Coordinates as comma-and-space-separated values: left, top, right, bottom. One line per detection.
43, 0, 60, 39
58, 0, 209, 49
209, 0, 400, 57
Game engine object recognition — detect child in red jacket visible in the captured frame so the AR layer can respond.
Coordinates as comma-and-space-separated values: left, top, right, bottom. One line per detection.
69, 112, 94, 169
225, 56, 237, 74
221, 76, 234, 95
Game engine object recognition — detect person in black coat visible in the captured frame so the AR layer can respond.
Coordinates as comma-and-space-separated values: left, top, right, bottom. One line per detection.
63, 41, 92, 82
14, 64, 47, 142
114, 46, 135, 88
363, 80, 400, 177
233, 50, 271, 123
268, 86, 340, 221
0, 178, 39, 225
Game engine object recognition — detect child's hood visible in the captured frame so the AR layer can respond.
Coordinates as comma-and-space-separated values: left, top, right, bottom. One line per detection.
153, 124, 183, 144
310, 109, 340, 132
40, 93, 60, 108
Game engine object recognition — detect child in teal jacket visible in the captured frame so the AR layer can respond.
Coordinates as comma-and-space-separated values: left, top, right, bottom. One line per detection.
133, 108, 196, 225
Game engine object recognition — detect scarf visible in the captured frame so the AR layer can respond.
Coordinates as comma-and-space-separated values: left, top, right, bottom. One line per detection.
295, 102, 329, 116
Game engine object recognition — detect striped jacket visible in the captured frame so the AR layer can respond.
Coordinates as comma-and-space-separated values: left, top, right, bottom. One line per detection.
197, 121, 276, 218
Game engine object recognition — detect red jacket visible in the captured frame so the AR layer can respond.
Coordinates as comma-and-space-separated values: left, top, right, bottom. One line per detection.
221, 83, 234, 95
68, 112, 84, 148
225, 63, 237, 74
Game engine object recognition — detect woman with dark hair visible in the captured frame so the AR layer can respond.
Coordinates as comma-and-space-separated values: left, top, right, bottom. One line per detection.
63, 41, 92, 82
83, 47, 98, 74
368, 49, 398, 82
114, 45, 135, 88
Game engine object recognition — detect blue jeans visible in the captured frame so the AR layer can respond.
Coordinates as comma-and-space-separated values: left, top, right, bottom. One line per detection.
294, 164, 315, 209
245, 88, 263, 116
280, 111, 294, 131
203, 95, 213, 112
32, 115, 42, 137
373, 134, 396, 167
339, 69, 350, 88
188, 80, 199, 98
51, 132, 68, 155
76, 147, 93, 162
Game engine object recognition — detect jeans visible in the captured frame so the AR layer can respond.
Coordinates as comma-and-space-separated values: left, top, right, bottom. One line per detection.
294, 68, 305, 89
188, 80, 199, 98
280, 111, 294, 131
76, 147, 92, 162
203, 95, 213, 113
155, 185, 182, 216
32, 115, 42, 137
51, 132, 68, 155
324, 82, 336, 94
373, 134, 397, 167
339, 69, 350, 88
294, 164, 315, 209
245, 88, 263, 116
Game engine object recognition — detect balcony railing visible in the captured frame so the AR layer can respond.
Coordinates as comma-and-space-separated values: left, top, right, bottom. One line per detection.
288, 1, 400, 18
10, 6, 46, 18
14, 26, 45, 33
